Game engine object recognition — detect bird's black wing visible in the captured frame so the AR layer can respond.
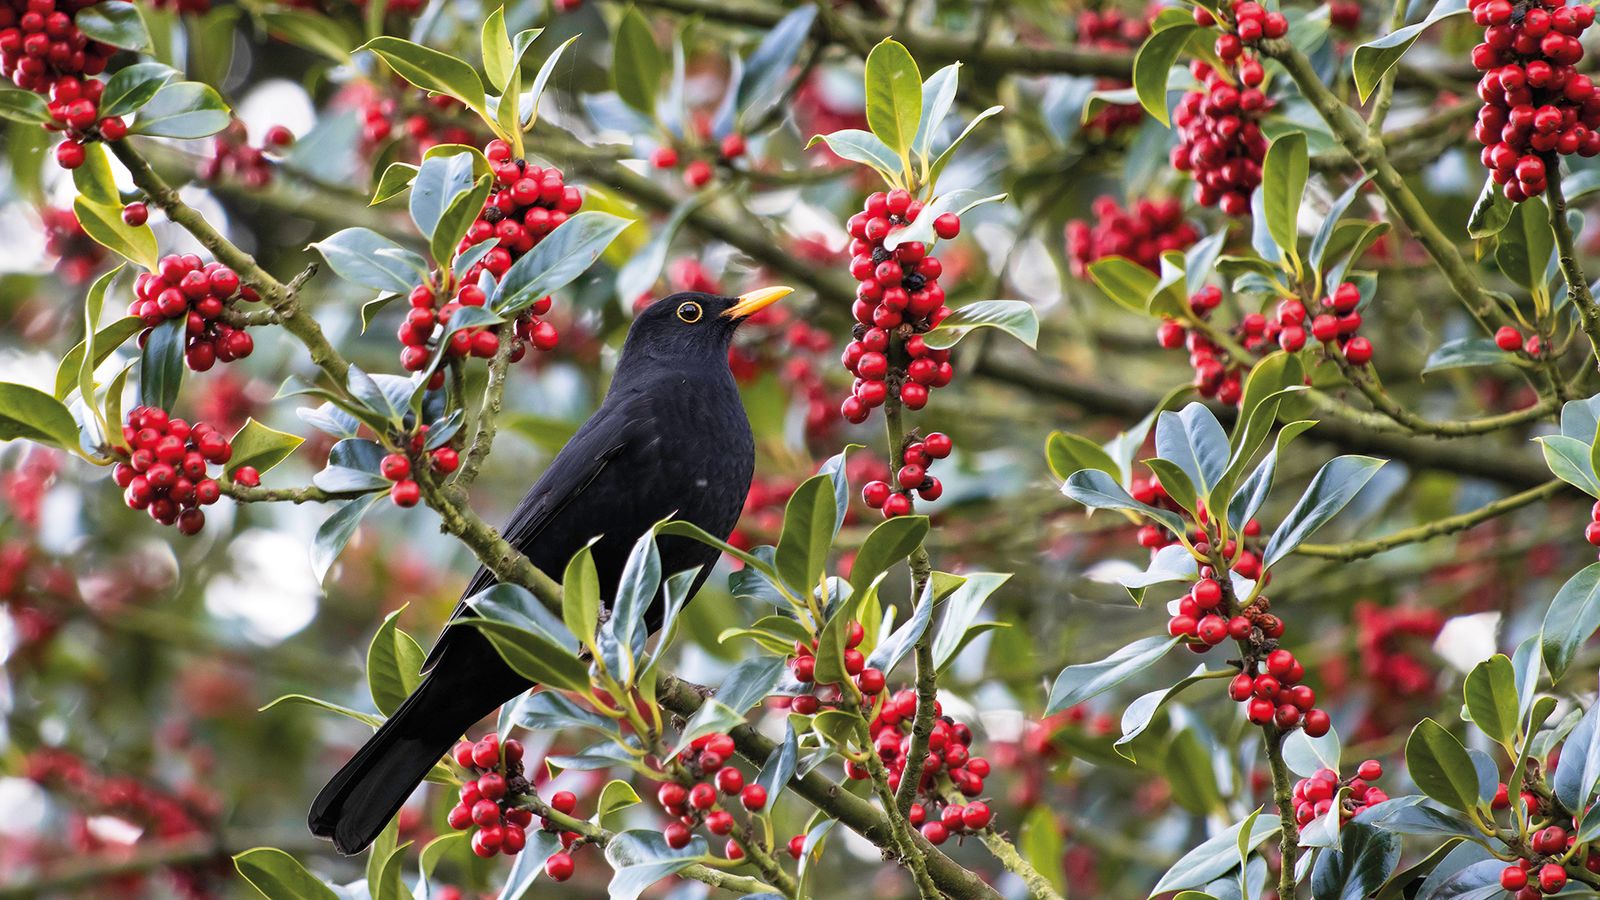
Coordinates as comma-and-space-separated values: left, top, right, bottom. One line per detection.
420, 396, 658, 671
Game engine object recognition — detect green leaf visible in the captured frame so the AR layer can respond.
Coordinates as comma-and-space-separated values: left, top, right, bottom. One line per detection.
234, 848, 340, 900
258, 8, 355, 64
73, 196, 159, 270
1468, 175, 1515, 239
1463, 654, 1518, 747
0, 382, 81, 451
260, 693, 383, 728
1150, 814, 1281, 894
1062, 469, 1188, 535
75, 0, 150, 51
1312, 822, 1401, 900
311, 228, 427, 294
131, 81, 231, 139
1405, 718, 1481, 812
371, 162, 420, 205
1538, 434, 1600, 497
921, 299, 1038, 350
1155, 402, 1230, 501
931, 572, 1009, 671
55, 316, 143, 400
613, 7, 664, 114
1165, 725, 1224, 814
1542, 562, 1600, 681
1115, 665, 1214, 760
1261, 132, 1308, 269
100, 62, 178, 118
367, 607, 425, 717
492, 211, 633, 315
848, 515, 928, 592
596, 779, 641, 828
775, 473, 837, 595
311, 494, 385, 583
1020, 806, 1069, 897
1553, 702, 1600, 815
1046, 635, 1180, 714
1422, 338, 1516, 374
863, 38, 921, 164
735, 6, 818, 119
669, 700, 746, 759
806, 129, 903, 180
466, 619, 590, 693
410, 150, 479, 243
481, 6, 514, 91
562, 540, 602, 654
1046, 431, 1121, 483
358, 36, 488, 116
1495, 195, 1555, 293
603, 830, 709, 900
72, 143, 118, 207
226, 419, 302, 476
1261, 455, 1386, 566
1309, 177, 1370, 277
1087, 255, 1158, 313
366, 821, 412, 900
912, 63, 960, 164
1133, 24, 1200, 127
138, 317, 184, 411
520, 34, 579, 131
0, 88, 51, 125
1351, 0, 1469, 102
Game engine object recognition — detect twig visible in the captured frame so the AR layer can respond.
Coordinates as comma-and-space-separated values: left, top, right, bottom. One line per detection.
458, 324, 517, 488
1544, 159, 1600, 372
1295, 480, 1566, 560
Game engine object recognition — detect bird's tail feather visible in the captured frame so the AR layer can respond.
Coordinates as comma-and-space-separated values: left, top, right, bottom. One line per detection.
308, 669, 490, 855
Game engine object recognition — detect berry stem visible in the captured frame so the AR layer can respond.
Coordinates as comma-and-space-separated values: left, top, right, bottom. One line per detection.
1309, 360, 1557, 437
1263, 728, 1302, 898
854, 718, 942, 899
884, 400, 938, 820
1542, 160, 1600, 372
1364, 0, 1411, 134
934, 786, 1065, 900
728, 829, 801, 898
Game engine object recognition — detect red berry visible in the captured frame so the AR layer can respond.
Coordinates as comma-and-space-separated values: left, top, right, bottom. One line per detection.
715, 766, 745, 795
122, 202, 148, 226
1496, 326, 1523, 351
391, 480, 421, 507
381, 453, 412, 481
545, 852, 574, 881
740, 784, 767, 810
663, 821, 692, 849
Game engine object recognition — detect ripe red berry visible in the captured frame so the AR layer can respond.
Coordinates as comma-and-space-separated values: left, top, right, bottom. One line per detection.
391, 479, 421, 507
122, 202, 148, 226
920, 821, 949, 845
1539, 864, 1567, 893
1501, 866, 1528, 891
550, 790, 577, 815
932, 213, 961, 240
715, 766, 745, 795
651, 146, 679, 168
381, 453, 412, 481
961, 801, 992, 830
1342, 336, 1373, 365
657, 782, 687, 810
1495, 326, 1523, 350
664, 821, 692, 849
740, 784, 767, 810
545, 851, 575, 881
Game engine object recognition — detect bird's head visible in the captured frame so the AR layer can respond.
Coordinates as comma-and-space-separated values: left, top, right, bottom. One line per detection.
619, 286, 794, 365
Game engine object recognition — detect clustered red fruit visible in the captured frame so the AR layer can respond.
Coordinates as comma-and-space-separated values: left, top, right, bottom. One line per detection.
379, 436, 457, 509
653, 732, 770, 860
1580, 499, 1600, 553
649, 131, 747, 189
861, 431, 952, 519
112, 407, 231, 535
1502, 858, 1572, 897
197, 120, 291, 188
1129, 478, 1266, 555
1290, 760, 1388, 827
839, 190, 959, 422
1307, 281, 1373, 366
357, 87, 480, 160
397, 279, 546, 380
1, 0, 123, 171
1171, 54, 1271, 215
1470, 0, 1600, 201
41, 204, 105, 283
859, 689, 991, 844
1067, 196, 1199, 275
446, 732, 536, 858
1496, 324, 1546, 357
132, 254, 259, 372
787, 620, 887, 709
1156, 285, 1248, 403
1074, 8, 1153, 138
1328, 0, 1361, 30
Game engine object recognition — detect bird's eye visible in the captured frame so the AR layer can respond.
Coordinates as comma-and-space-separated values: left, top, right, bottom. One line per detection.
676, 301, 702, 324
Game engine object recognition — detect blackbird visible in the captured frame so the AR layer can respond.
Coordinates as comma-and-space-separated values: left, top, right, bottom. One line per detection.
308, 285, 792, 854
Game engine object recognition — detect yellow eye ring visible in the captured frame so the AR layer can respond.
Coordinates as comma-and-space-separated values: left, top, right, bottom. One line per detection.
676, 301, 703, 323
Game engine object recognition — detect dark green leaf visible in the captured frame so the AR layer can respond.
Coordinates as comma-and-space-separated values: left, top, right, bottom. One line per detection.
1262, 455, 1386, 566
1542, 561, 1600, 681
1405, 718, 1481, 812
1422, 338, 1516, 375
75, 0, 150, 51
613, 7, 664, 114
0, 88, 51, 125
131, 81, 230, 139
775, 473, 837, 595
848, 515, 928, 591
234, 848, 340, 900
1150, 814, 1281, 894
138, 317, 184, 411
1261, 132, 1308, 265
1463, 654, 1518, 747
1468, 175, 1514, 239
603, 830, 709, 900
1312, 822, 1400, 900
310, 494, 384, 583
921, 299, 1038, 350
863, 38, 921, 161
367, 608, 424, 717
492, 212, 632, 315
1046, 635, 1179, 714
227, 418, 303, 476
99, 62, 177, 118
0, 382, 82, 450
358, 36, 487, 115
311, 227, 426, 294
1133, 23, 1200, 126
1351, 0, 1470, 102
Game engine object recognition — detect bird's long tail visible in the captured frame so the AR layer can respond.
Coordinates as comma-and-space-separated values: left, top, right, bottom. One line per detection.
308, 660, 506, 855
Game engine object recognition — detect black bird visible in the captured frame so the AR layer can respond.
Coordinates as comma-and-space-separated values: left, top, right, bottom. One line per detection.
308, 286, 792, 855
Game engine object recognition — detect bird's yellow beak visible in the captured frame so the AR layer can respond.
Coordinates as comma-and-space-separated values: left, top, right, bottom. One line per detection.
723, 285, 793, 318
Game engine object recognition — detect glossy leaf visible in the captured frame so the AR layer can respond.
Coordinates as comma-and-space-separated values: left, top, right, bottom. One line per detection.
603, 830, 709, 900
1463, 654, 1518, 747
312, 228, 428, 294
310, 494, 385, 583
1133, 23, 1200, 126
613, 7, 664, 114
131, 81, 230, 139
75, 0, 150, 51
1405, 718, 1480, 812
227, 418, 303, 476
1541, 562, 1600, 681
233, 848, 339, 900
492, 212, 633, 315
806, 129, 902, 180
367, 608, 424, 716
1351, 0, 1470, 102
1261, 455, 1386, 566
1261, 132, 1308, 267
0, 383, 81, 451
73, 196, 159, 270
863, 38, 921, 161
775, 472, 837, 594
848, 515, 928, 591
922, 299, 1039, 350
1311, 822, 1400, 900
1150, 814, 1281, 894
1046, 635, 1179, 714
358, 36, 487, 115
138, 317, 184, 411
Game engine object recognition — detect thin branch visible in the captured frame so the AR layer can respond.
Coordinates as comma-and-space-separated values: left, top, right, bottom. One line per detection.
1295, 479, 1566, 560
458, 324, 517, 488
1544, 158, 1600, 372
1264, 730, 1301, 898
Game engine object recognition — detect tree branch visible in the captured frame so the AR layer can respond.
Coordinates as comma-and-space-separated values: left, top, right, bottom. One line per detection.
1295, 479, 1565, 561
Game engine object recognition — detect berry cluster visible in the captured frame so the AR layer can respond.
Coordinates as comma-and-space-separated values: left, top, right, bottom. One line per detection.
1, 0, 116, 103
654, 732, 769, 860
446, 732, 535, 858
378, 438, 457, 509
861, 431, 952, 519
41, 204, 105, 283
197, 121, 292, 188
787, 620, 887, 711
397, 279, 547, 380
1306, 281, 1373, 365
111, 407, 231, 535
356, 87, 480, 161
649, 132, 747, 190
1074, 8, 1152, 138
1290, 760, 1387, 827
861, 689, 992, 844
1501, 858, 1571, 897
1496, 325, 1546, 357
1171, 57, 1271, 215
1155, 286, 1247, 403
44, 78, 127, 170
838, 190, 959, 421
131, 254, 259, 372
1470, 0, 1600, 201
1221, 639, 1330, 737
1067, 195, 1199, 275
1197, 0, 1288, 45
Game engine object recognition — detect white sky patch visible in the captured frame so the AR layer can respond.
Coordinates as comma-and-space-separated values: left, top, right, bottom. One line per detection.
204, 528, 319, 642
235, 79, 316, 143
0, 778, 50, 835
1433, 611, 1502, 675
